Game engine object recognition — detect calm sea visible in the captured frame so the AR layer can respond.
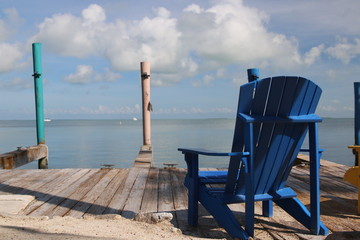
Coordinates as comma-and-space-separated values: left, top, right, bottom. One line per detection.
0, 118, 355, 169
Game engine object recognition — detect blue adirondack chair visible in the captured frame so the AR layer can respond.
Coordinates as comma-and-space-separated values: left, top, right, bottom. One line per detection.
178, 76, 329, 239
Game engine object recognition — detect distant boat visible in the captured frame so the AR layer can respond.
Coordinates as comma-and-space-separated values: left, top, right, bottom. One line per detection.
44, 118, 52, 122
132, 117, 138, 121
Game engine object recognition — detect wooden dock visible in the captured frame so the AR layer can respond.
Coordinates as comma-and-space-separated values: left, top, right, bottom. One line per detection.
0, 158, 360, 239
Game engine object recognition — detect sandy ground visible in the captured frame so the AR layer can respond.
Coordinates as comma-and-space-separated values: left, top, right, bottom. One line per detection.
0, 195, 227, 240
0, 213, 215, 240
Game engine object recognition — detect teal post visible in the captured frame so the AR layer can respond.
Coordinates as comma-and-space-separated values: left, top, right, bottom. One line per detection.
247, 68, 259, 83
32, 43, 48, 169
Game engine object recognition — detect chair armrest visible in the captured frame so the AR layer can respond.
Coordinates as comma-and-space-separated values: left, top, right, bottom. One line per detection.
178, 148, 249, 157
178, 148, 249, 173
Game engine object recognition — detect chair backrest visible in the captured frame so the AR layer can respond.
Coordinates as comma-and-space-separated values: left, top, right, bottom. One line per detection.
227, 76, 322, 195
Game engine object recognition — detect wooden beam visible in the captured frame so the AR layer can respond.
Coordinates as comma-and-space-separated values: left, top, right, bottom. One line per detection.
134, 145, 152, 167
0, 144, 48, 169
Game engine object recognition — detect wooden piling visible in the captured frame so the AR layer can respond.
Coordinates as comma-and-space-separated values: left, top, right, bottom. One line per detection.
140, 62, 152, 146
134, 62, 153, 167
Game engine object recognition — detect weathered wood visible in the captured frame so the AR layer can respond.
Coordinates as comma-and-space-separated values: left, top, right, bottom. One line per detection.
47, 169, 107, 217
140, 61, 152, 146
158, 169, 175, 212
66, 169, 119, 218
103, 167, 138, 215
21, 169, 68, 189
171, 169, 187, 210
0, 160, 359, 239
84, 168, 129, 216
122, 167, 150, 219
0, 144, 48, 169
27, 169, 92, 216
134, 146, 153, 167
140, 167, 159, 213
0, 170, 28, 183
0, 170, 43, 193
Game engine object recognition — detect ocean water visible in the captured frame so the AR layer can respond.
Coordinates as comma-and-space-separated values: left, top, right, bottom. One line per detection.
0, 118, 355, 169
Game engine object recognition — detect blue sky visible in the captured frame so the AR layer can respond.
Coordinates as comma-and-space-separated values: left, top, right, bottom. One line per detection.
0, 0, 359, 119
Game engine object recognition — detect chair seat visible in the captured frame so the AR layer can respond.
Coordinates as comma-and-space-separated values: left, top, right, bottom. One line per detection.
199, 170, 228, 183
189, 170, 298, 204
208, 187, 298, 204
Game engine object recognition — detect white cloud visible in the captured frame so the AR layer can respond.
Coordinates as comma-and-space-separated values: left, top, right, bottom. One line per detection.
0, 20, 8, 42
77, 104, 141, 115
105, 7, 182, 73
32, 14, 93, 58
30, 2, 318, 86
179, 1, 303, 69
192, 74, 214, 87
183, 4, 204, 14
82, 4, 106, 24
0, 8, 24, 41
0, 43, 26, 73
0, 77, 32, 89
0, 8, 26, 73
326, 38, 360, 64
28, 1, 358, 88
64, 65, 121, 84
64, 65, 94, 84
32, 4, 183, 73
304, 44, 324, 65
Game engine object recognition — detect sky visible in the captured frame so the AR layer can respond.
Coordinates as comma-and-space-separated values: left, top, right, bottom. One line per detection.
0, 0, 359, 119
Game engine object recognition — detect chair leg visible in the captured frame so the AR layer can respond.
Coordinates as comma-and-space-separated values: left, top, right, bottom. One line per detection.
199, 188, 249, 239
275, 198, 328, 235
262, 200, 273, 217
187, 183, 198, 226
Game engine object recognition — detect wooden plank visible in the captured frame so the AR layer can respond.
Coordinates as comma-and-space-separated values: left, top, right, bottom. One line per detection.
121, 167, 150, 219
22, 169, 86, 215
12, 169, 72, 197
140, 167, 159, 213
292, 166, 358, 199
289, 170, 360, 233
157, 169, 174, 212
256, 202, 310, 240
103, 167, 139, 215
1, 165, 359, 239
26, 169, 93, 216
38, 169, 101, 217
0, 170, 34, 184
289, 184, 354, 235
171, 169, 188, 210
172, 168, 228, 238
289, 167, 360, 235
84, 168, 129, 216
66, 169, 119, 218
0, 169, 68, 195
170, 169, 189, 232
228, 203, 275, 240
134, 146, 152, 167
0, 170, 45, 194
